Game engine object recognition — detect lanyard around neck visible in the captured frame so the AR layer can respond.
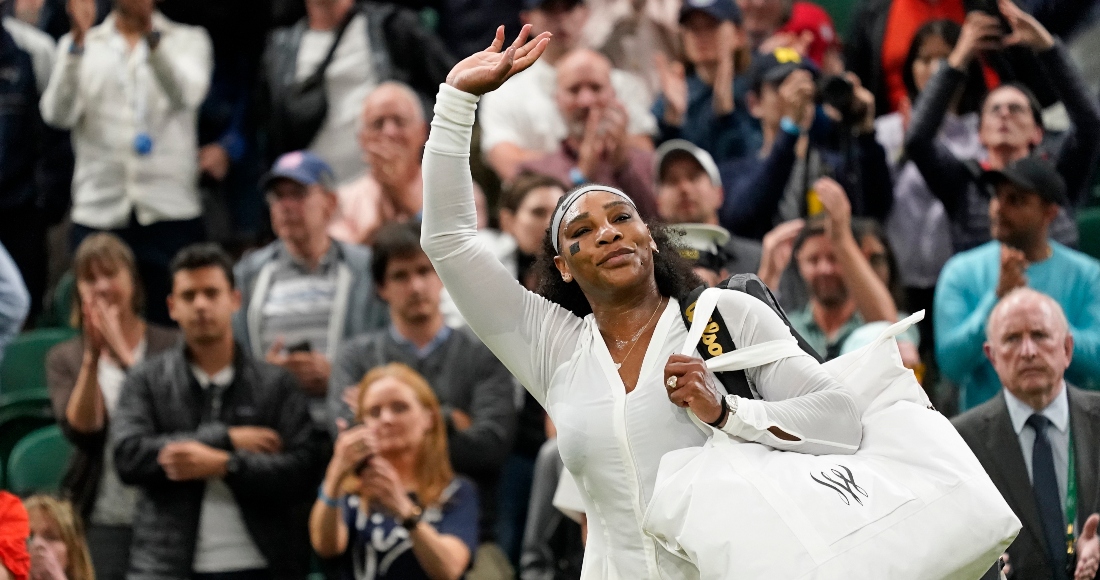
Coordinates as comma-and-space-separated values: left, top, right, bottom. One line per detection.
1065, 432, 1078, 559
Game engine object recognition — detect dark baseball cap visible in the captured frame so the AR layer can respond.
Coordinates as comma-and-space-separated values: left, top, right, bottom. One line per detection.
748, 47, 819, 93
980, 156, 1067, 206
679, 0, 742, 25
260, 151, 336, 192
523, 0, 582, 12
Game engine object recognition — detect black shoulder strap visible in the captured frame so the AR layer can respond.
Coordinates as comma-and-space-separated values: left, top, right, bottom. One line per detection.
678, 274, 824, 401
306, 10, 356, 83
678, 285, 755, 400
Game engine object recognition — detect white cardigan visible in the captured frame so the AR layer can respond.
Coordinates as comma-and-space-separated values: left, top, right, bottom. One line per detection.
421, 83, 862, 579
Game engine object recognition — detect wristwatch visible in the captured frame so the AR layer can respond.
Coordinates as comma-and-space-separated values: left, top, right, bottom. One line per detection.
399, 504, 423, 531
724, 394, 740, 422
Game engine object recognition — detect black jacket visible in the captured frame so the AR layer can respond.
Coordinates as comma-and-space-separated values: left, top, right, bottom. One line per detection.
904, 41, 1100, 253
259, 1, 454, 160
844, 0, 1062, 116
112, 343, 330, 580
953, 386, 1100, 580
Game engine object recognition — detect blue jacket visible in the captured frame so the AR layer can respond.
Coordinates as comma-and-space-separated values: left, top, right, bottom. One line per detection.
935, 240, 1100, 411
232, 239, 389, 358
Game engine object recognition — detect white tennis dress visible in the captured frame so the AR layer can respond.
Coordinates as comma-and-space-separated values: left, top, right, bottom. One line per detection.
422, 83, 864, 580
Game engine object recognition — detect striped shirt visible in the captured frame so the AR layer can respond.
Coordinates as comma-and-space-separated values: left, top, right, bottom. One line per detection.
259, 244, 341, 356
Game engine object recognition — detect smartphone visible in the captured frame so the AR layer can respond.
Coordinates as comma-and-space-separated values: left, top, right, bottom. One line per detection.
287, 340, 312, 354
972, 0, 1013, 35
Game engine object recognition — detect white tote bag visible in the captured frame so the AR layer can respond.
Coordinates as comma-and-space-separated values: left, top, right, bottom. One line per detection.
642, 288, 1021, 580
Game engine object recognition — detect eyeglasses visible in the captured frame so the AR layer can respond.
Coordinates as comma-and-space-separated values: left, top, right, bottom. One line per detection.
986, 102, 1030, 116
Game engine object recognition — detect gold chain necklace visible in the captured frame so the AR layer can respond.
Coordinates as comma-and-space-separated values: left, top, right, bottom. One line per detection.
606, 297, 666, 370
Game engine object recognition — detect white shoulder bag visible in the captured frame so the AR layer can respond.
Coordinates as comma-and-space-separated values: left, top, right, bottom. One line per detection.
642, 288, 1021, 580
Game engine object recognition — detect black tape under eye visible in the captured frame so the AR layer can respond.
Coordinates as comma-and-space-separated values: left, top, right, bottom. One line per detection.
569, 242, 580, 255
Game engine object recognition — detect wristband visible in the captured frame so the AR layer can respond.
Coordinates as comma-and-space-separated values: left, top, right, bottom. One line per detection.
705, 395, 730, 428
780, 116, 802, 136
317, 485, 341, 508
569, 167, 587, 186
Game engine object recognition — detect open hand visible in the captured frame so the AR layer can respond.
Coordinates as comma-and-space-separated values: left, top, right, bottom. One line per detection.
814, 177, 852, 241
95, 298, 135, 368
446, 24, 551, 96
996, 245, 1028, 298
67, 0, 96, 45
655, 53, 687, 126
758, 219, 805, 290
29, 536, 67, 580
948, 12, 1005, 69
1075, 513, 1100, 580
1000, 0, 1054, 51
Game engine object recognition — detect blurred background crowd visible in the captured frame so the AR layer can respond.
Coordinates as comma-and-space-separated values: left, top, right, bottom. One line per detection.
0, 0, 1098, 577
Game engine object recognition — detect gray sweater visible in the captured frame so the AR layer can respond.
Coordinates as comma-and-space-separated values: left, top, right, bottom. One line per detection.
327, 326, 518, 538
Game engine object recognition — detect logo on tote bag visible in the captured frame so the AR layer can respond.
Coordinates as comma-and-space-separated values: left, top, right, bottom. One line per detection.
810, 465, 869, 506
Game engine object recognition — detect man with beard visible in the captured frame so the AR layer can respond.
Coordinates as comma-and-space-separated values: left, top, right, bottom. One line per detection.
785, 177, 900, 360
520, 48, 658, 218
327, 221, 517, 551
935, 156, 1100, 412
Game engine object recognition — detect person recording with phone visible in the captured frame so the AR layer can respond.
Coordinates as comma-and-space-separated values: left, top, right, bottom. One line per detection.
904, 0, 1100, 255
233, 151, 389, 424
718, 47, 893, 241
311, 363, 479, 580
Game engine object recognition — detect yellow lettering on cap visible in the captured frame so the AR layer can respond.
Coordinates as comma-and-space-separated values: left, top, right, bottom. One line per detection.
774, 47, 802, 64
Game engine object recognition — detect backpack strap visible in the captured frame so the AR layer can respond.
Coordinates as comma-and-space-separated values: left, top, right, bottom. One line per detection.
678, 274, 824, 400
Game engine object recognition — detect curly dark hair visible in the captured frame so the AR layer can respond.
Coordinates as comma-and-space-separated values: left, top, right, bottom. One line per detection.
532, 216, 704, 318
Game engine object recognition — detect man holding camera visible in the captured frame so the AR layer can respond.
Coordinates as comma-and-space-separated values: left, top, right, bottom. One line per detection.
904, 0, 1100, 254
232, 152, 389, 424
718, 47, 893, 240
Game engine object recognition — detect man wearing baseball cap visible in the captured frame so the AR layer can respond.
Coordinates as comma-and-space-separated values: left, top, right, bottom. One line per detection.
233, 151, 389, 423
653, 0, 760, 164
654, 139, 762, 278
936, 156, 1100, 412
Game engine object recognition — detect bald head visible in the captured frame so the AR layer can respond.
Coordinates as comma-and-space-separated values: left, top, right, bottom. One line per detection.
358, 82, 428, 169
984, 288, 1073, 411
555, 49, 616, 139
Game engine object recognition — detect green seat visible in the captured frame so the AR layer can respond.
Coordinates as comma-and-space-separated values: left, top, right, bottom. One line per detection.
0, 327, 77, 395
1079, 207, 1100, 261
7, 425, 72, 495
36, 271, 76, 330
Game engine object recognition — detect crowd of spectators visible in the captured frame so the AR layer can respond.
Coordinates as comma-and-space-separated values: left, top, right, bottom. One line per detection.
0, 0, 1098, 577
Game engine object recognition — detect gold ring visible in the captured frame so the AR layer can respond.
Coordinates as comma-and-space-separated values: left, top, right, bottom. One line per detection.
666, 376, 678, 390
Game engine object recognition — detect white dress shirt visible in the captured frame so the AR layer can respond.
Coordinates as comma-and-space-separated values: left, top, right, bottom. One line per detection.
3, 17, 56, 95
1003, 383, 1071, 512
40, 12, 212, 229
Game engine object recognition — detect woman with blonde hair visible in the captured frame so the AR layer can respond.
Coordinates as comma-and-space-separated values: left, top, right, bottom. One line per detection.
45, 233, 178, 580
25, 495, 94, 580
310, 363, 479, 580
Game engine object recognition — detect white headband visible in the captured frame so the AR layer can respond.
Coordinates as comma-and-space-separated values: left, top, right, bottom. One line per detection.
550, 185, 637, 254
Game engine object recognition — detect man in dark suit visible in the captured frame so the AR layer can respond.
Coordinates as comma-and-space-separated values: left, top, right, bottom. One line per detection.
954, 287, 1100, 580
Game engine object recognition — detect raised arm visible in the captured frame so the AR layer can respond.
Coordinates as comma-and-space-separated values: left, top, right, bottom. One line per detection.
421, 26, 582, 405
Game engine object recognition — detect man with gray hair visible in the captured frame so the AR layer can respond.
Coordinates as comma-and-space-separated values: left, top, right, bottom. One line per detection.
233, 151, 389, 424
329, 81, 428, 246
520, 48, 658, 218
953, 288, 1100, 580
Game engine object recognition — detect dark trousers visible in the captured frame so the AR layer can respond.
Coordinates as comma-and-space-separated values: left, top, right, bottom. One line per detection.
0, 203, 47, 325
86, 524, 132, 580
192, 570, 271, 580
71, 215, 205, 326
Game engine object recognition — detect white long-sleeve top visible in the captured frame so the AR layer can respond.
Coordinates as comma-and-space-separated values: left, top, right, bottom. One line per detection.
40, 12, 212, 229
422, 83, 862, 580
